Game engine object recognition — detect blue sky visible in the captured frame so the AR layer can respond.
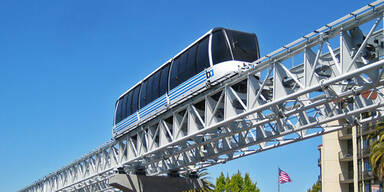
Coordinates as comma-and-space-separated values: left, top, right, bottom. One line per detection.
0, 0, 373, 191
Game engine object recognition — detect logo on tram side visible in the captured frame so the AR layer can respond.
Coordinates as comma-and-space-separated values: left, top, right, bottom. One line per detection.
206, 69, 214, 79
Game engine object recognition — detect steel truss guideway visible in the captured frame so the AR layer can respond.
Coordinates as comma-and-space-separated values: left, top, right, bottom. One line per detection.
20, 1, 384, 191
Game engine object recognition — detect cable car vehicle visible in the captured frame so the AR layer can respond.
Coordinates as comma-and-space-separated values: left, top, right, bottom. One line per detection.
113, 27, 260, 138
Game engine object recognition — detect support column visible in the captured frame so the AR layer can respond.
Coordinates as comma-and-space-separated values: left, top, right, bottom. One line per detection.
360, 125, 366, 192
352, 125, 359, 192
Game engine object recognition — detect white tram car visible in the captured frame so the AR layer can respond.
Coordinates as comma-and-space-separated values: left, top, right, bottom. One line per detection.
113, 28, 260, 138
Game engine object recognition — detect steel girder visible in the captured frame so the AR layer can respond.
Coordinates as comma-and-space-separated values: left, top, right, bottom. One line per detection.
20, 1, 384, 191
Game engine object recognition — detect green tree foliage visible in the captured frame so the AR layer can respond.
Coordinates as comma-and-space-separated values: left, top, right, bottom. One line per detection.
215, 172, 226, 192
228, 171, 244, 192
244, 173, 258, 192
184, 188, 213, 192
307, 181, 321, 192
214, 171, 260, 192
225, 173, 231, 191
369, 122, 384, 187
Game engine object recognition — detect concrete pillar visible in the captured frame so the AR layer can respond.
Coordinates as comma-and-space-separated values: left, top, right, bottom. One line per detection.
352, 125, 358, 192
109, 174, 205, 192
321, 120, 343, 192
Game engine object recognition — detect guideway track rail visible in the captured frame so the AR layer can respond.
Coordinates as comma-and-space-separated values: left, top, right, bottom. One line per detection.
20, 1, 384, 191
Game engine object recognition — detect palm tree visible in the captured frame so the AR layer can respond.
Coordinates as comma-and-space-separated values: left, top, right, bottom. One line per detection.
182, 168, 215, 190
369, 122, 384, 187
197, 168, 215, 189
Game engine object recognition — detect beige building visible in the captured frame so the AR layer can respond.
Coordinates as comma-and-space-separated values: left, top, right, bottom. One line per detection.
319, 119, 381, 192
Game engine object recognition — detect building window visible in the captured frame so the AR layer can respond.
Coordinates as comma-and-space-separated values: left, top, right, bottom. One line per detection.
365, 161, 372, 171
364, 182, 371, 192
349, 183, 354, 192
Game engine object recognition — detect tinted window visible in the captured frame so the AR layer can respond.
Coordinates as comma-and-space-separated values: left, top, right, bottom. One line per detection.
132, 85, 140, 112
121, 94, 128, 120
170, 46, 200, 90
140, 75, 156, 108
146, 76, 154, 104
225, 29, 259, 62
115, 99, 123, 124
178, 52, 189, 84
186, 45, 197, 79
140, 81, 148, 108
196, 37, 210, 72
212, 30, 232, 65
126, 91, 132, 117
159, 63, 170, 95
152, 71, 161, 101
170, 57, 181, 90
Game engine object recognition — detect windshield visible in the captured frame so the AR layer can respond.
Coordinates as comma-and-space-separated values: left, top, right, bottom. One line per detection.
225, 29, 260, 62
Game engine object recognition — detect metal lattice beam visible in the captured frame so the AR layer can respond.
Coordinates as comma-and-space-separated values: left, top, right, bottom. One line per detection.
20, 1, 384, 191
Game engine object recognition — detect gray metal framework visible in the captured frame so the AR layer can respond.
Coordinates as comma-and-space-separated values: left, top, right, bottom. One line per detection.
20, 1, 384, 191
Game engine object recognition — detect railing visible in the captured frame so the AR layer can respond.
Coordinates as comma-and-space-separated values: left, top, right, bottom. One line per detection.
358, 124, 375, 135
339, 151, 353, 161
338, 124, 375, 138
339, 171, 374, 183
361, 170, 374, 179
361, 148, 370, 157
338, 128, 352, 138
339, 173, 353, 183
339, 148, 370, 160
